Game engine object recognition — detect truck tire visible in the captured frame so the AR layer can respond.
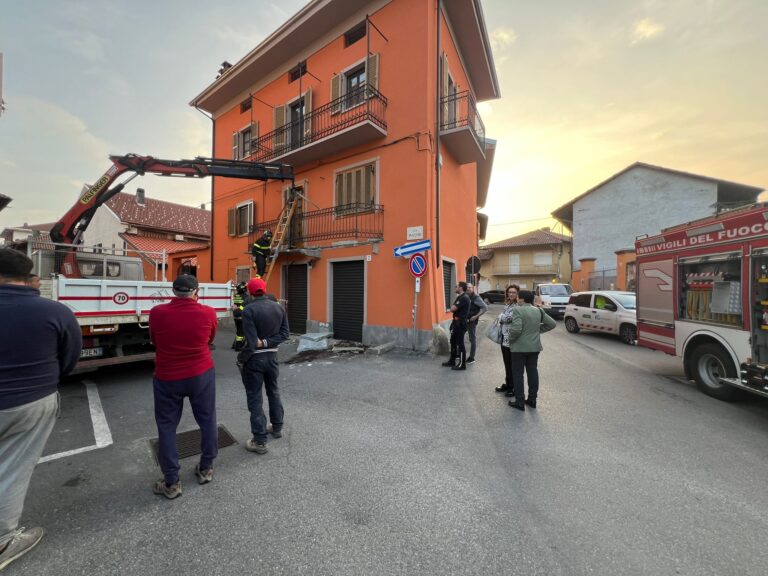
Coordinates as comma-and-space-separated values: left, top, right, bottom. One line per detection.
689, 343, 737, 401
619, 323, 636, 345
564, 317, 580, 334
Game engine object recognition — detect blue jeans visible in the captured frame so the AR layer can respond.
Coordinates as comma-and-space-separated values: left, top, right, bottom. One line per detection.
153, 368, 217, 485
241, 353, 283, 443
511, 352, 540, 401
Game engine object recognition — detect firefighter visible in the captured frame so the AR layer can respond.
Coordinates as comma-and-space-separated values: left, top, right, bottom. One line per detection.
231, 281, 249, 350
251, 230, 273, 278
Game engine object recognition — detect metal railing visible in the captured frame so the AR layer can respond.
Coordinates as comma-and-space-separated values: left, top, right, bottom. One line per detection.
252, 203, 384, 246
439, 90, 485, 146
247, 85, 388, 163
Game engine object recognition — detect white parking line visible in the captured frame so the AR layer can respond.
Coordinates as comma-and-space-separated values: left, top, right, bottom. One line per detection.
38, 380, 113, 464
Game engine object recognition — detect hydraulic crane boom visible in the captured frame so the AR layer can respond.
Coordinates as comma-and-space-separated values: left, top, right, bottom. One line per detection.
50, 154, 294, 246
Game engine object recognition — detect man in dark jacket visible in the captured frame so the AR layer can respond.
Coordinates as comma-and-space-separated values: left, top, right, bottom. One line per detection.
0, 249, 81, 571
251, 230, 273, 278
238, 278, 289, 454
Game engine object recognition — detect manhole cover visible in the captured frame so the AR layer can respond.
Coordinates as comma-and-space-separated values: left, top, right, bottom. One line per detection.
149, 424, 238, 465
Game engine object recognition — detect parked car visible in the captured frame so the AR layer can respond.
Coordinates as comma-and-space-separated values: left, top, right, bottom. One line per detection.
480, 289, 506, 304
534, 283, 573, 318
564, 291, 637, 344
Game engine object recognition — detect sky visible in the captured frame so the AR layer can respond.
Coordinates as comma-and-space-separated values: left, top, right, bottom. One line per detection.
1, 0, 767, 244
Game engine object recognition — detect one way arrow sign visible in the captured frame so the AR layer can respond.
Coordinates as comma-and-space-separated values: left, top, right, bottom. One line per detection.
393, 239, 432, 257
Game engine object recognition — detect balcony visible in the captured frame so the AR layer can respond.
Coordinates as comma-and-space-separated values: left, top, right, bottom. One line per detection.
439, 90, 486, 164
248, 85, 387, 166
492, 266, 559, 276
252, 203, 384, 248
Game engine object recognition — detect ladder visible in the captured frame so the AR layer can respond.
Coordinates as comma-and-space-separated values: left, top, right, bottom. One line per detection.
260, 192, 299, 284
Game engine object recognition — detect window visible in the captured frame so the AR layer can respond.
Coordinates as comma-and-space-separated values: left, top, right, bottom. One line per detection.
345, 64, 366, 108
344, 22, 366, 47
573, 294, 592, 307
232, 124, 257, 160
534, 251, 552, 267
289, 61, 307, 83
678, 252, 742, 327
236, 266, 251, 284
508, 253, 520, 274
240, 98, 252, 113
443, 260, 456, 311
228, 202, 254, 237
335, 162, 375, 214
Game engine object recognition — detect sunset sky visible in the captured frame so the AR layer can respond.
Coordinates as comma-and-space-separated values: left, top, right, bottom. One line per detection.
1, 0, 767, 244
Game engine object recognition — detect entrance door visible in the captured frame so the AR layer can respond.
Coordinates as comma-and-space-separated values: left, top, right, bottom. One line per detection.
332, 260, 364, 342
284, 264, 308, 334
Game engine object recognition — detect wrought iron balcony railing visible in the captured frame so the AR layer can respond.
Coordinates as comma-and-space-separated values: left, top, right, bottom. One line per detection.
439, 90, 485, 146
247, 85, 388, 164
251, 203, 384, 247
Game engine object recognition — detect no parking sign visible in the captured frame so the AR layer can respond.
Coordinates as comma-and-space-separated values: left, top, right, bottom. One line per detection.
408, 253, 427, 278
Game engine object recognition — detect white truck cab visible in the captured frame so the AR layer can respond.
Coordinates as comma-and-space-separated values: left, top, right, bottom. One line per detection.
534, 283, 573, 318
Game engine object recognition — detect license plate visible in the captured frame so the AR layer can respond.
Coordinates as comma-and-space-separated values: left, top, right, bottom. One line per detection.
80, 347, 104, 359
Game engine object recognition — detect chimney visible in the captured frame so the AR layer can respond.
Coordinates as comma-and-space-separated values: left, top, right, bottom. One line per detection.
200, 203, 206, 210
136, 188, 146, 206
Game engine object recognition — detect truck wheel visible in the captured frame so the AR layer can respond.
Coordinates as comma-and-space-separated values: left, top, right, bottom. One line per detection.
564, 317, 580, 334
689, 343, 737, 401
619, 324, 636, 345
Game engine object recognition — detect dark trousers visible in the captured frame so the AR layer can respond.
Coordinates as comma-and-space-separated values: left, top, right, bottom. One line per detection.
511, 352, 540, 402
501, 344, 513, 387
242, 353, 283, 443
450, 320, 467, 359
153, 367, 217, 485
467, 320, 478, 359
233, 317, 245, 349
254, 253, 267, 276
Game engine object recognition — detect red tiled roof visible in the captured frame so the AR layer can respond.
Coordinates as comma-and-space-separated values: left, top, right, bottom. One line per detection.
106, 193, 210, 236
482, 228, 571, 249
120, 234, 209, 264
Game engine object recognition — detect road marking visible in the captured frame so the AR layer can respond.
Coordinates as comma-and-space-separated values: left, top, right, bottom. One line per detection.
39, 380, 113, 464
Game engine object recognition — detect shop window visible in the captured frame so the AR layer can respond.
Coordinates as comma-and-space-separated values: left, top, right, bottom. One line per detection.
679, 253, 741, 327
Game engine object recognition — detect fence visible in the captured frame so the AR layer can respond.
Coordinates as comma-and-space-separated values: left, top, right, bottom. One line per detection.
589, 268, 618, 290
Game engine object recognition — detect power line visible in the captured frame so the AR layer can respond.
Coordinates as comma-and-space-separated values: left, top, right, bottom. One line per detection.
486, 215, 556, 227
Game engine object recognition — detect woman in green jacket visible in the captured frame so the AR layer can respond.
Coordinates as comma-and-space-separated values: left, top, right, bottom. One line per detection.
506, 290, 556, 411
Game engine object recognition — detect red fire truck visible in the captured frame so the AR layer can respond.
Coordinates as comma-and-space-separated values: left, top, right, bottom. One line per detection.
635, 203, 768, 401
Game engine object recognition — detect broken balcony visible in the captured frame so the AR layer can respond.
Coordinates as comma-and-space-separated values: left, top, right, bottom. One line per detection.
439, 90, 486, 164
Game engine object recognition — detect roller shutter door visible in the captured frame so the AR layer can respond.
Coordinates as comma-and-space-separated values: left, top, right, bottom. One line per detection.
284, 264, 308, 334
332, 260, 364, 342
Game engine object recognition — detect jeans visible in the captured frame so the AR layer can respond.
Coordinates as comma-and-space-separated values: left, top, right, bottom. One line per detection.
511, 352, 540, 402
242, 353, 283, 443
153, 368, 217, 485
467, 320, 478, 359
0, 392, 58, 547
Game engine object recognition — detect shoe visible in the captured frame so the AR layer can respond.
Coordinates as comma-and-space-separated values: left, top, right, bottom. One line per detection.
153, 479, 182, 499
495, 385, 508, 393
267, 424, 282, 438
246, 438, 268, 454
441, 359, 456, 367
525, 398, 537, 409
504, 391, 516, 397
508, 401, 525, 411
195, 465, 214, 485
0, 527, 44, 571
466, 357, 476, 364
452, 363, 466, 371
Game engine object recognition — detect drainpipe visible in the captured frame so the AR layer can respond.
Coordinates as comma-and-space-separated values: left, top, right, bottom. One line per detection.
435, 0, 442, 268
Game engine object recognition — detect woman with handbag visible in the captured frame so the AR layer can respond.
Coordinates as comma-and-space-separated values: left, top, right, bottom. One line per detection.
506, 290, 557, 411
495, 284, 520, 395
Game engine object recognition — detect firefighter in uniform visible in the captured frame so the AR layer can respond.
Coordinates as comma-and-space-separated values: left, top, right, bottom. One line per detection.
251, 230, 273, 278
231, 281, 249, 350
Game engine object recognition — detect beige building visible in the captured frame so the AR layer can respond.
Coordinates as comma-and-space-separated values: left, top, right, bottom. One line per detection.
481, 228, 572, 291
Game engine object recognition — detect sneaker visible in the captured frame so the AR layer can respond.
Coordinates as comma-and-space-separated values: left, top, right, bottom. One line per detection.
153, 479, 182, 499
466, 357, 476, 364
0, 527, 44, 571
246, 438, 268, 454
267, 424, 282, 439
195, 465, 214, 485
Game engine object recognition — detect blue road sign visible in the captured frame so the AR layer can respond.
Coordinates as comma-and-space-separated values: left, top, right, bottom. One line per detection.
393, 238, 432, 257
409, 253, 427, 278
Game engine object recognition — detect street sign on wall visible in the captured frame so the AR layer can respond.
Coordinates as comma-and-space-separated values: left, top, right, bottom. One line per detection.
393, 239, 432, 258
409, 253, 427, 278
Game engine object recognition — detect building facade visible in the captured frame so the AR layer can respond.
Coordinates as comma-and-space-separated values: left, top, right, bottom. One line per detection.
191, 0, 499, 348
481, 228, 571, 291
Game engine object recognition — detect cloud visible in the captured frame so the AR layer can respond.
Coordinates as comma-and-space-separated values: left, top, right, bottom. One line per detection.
490, 27, 517, 52
631, 18, 665, 44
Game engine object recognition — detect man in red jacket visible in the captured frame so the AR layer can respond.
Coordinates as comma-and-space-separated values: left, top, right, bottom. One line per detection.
148, 275, 218, 499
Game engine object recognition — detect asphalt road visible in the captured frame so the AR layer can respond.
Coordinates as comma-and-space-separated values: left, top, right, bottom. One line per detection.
15, 312, 768, 575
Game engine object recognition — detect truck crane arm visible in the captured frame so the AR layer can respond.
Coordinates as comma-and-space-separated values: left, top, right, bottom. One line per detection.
49, 154, 294, 245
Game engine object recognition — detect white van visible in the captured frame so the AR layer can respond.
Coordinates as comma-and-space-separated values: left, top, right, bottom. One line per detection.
534, 283, 573, 318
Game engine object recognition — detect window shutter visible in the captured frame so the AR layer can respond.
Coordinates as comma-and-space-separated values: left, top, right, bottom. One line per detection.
248, 122, 258, 156
227, 208, 236, 236
366, 53, 379, 93
232, 132, 239, 160
273, 105, 286, 150
335, 173, 343, 207
441, 53, 449, 125
303, 89, 312, 140
365, 164, 374, 205
331, 75, 341, 114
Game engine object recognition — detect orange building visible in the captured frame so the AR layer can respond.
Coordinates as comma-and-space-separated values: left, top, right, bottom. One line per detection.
190, 0, 499, 348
